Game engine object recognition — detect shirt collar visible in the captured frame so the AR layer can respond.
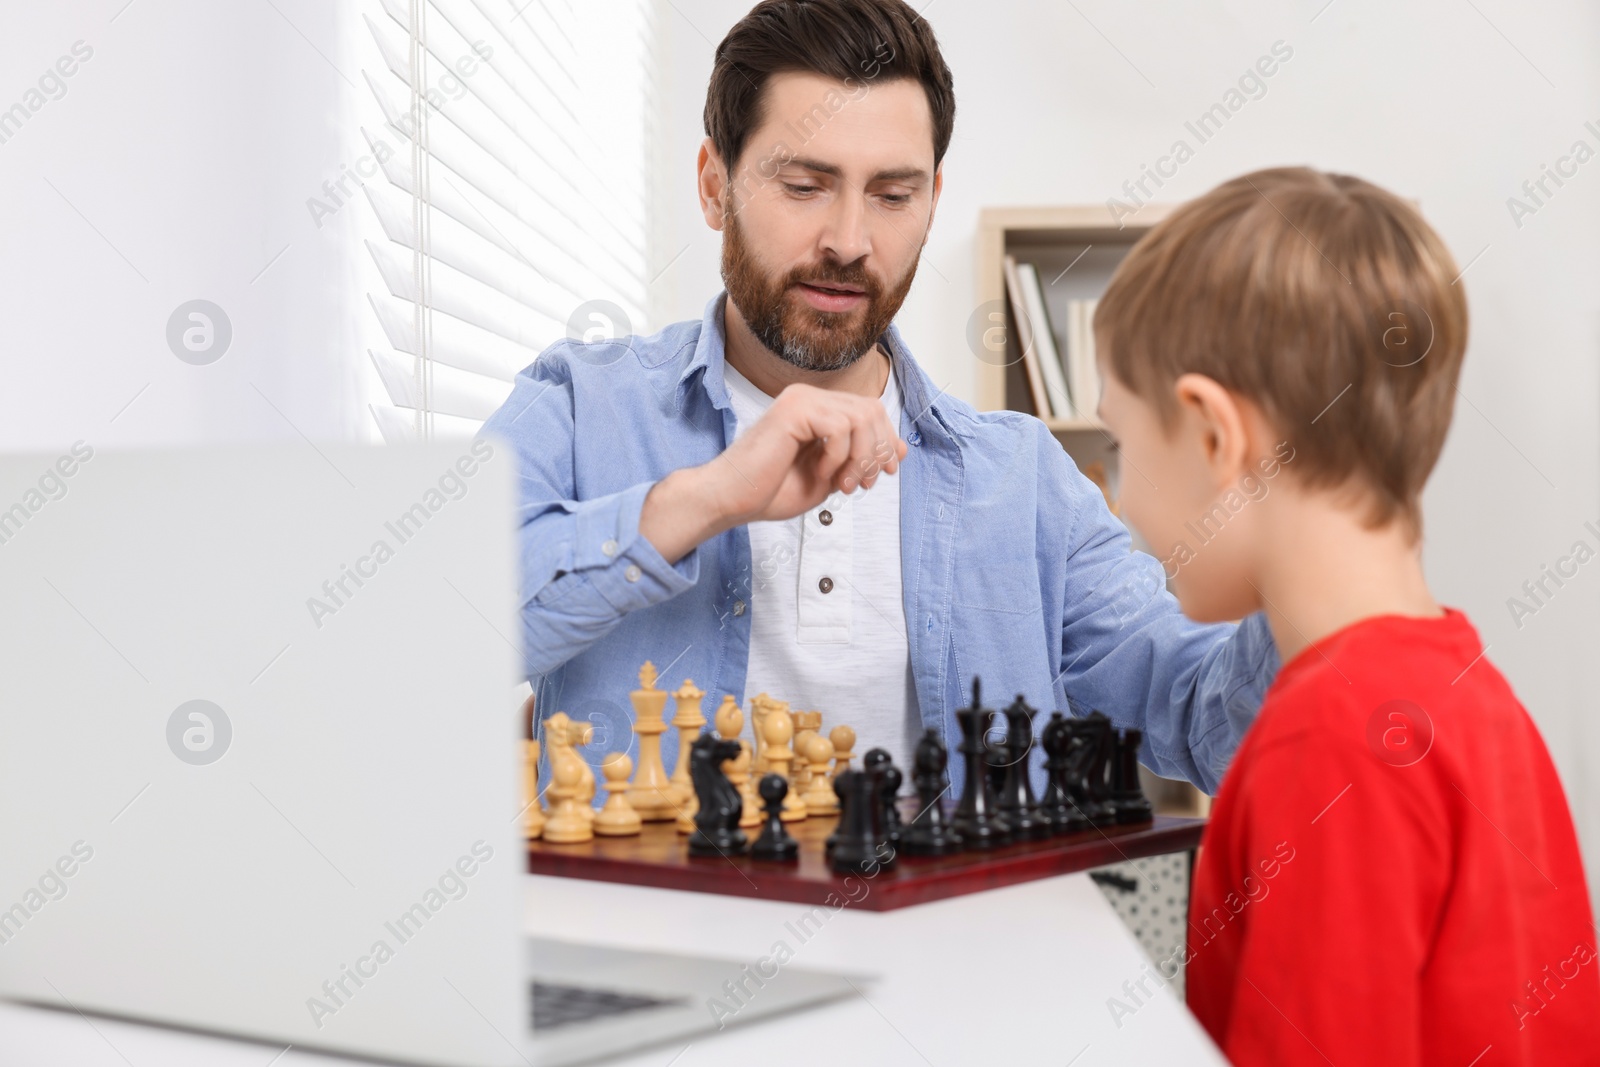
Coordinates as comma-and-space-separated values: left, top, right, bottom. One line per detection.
675, 290, 965, 440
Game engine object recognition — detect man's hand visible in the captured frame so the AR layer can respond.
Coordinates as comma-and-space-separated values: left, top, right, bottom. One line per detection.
640, 383, 908, 564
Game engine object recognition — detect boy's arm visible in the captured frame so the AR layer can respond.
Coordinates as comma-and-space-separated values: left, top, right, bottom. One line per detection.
1048, 439, 1279, 792
480, 364, 701, 679
1205, 737, 1446, 1066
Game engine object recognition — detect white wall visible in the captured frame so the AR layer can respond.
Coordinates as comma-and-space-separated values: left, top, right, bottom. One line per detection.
0, 0, 380, 452
654, 0, 1600, 901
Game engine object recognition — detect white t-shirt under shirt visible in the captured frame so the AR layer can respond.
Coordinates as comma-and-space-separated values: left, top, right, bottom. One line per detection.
722, 354, 921, 771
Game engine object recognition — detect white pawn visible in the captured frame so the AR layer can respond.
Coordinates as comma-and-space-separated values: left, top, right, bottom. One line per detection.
801, 733, 838, 816
594, 753, 641, 836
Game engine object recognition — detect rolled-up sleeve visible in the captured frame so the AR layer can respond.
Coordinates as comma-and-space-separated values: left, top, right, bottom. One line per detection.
481, 358, 700, 678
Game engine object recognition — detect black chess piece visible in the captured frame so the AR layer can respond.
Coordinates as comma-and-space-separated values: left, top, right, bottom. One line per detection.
984, 742, 1007, 805
1081, 713, 1120, 831
1060, 716, 1109, 828
904, 729, 963, 856
824, 772, 847, 855
878, 763, 903, 863
830, 769, 889, 875
863, 748, 905, 855
951, 678, 1011, 848
996, 695, 1048, 840
687, 733, 749, 856
1038, 712, 1091, 834
1108, 727, 1154, 825
750, 773, 800, 861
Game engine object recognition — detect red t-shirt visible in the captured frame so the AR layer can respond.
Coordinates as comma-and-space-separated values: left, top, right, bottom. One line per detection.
1187, 609, 1599, 1065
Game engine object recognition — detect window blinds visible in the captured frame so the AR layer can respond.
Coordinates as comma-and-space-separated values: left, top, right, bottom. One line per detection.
360, 0, 656, 441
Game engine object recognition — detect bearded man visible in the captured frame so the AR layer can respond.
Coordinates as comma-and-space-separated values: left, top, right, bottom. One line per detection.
482, 0, 1279, 791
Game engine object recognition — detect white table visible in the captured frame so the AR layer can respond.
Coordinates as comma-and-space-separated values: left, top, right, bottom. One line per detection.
0, 871, 1223, 1066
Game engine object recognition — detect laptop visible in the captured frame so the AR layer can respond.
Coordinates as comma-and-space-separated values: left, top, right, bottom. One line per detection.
0, 441, 859, 1067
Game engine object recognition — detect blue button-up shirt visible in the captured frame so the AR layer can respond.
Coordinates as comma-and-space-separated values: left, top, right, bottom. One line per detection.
481, 293, 1280, 794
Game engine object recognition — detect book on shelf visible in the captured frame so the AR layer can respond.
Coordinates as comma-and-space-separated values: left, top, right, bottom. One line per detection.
1002, 256, 1106, 427
1001, 253, 1053, 420
1015, 261, 1074, 422
1066, 297, 1102, 424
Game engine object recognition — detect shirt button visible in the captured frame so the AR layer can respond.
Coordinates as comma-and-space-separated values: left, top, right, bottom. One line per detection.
908, 431, 922, 446
818, 510, 833, 526
733, 599, 746, 616
601, 539, 618, 557
624, 564, 641, 583
818, 577, 834, 594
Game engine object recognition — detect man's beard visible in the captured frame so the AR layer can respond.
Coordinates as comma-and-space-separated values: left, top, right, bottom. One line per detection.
721, 207, 919, 372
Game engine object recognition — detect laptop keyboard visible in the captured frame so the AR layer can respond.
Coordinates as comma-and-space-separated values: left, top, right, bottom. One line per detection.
530, 981, 687, 1032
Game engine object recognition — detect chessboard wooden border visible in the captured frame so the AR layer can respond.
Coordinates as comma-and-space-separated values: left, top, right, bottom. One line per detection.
527, 811, 1205, 912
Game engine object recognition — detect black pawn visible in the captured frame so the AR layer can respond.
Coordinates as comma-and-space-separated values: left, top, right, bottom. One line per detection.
1109, 727, 1154, 825
863, 748, 904, 854
750, 773, 800, 861
1038, 712, 1090, 835
830, 770, 886, 875
951, 678, 1011, 849
905, 729, 963, 856
824, 772, 847, 855
997, 695, 1048, 840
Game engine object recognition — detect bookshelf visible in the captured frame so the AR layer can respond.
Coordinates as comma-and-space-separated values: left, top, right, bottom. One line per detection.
976, 203, 1176, 429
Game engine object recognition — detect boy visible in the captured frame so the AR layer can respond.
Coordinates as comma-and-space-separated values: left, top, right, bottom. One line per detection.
1094, 167, 1599, 1065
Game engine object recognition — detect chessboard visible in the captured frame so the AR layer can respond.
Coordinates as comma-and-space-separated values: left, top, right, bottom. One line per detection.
523, 661, 1205, 912
528, 804, 1203, 912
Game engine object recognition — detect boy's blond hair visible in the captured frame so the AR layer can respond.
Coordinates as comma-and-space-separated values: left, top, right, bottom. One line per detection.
1095, 166, 1468, 539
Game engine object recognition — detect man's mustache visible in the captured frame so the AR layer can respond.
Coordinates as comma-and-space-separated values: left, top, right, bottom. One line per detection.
784, 264, 881, 299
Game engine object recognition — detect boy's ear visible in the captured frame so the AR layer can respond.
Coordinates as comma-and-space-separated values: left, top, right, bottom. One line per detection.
1173, 373, 1250, 487
697, 138, 729, 231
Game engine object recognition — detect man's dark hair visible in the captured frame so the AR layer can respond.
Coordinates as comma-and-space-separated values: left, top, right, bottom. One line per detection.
704, 0, 956, 173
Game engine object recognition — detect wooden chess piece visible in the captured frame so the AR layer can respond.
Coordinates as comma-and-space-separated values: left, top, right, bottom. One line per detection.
760, 705, 808, 822
997, 696, 1048, 840
800, 732, 838, 816
667, 679, 706, 808
1039, 712, 1090, 834
542, 723, 592, 844
522, 694, 544, 840
828, 724, 855, 777
750, 774, 800, 862
862, 749, 904, 855
542, 710, 574, 777
573, 720, 596, 826
748, 694, 775, 775
714, 695, 761, 829
687, 734, 748, 857
523, 736, 546, 840
1064, 713, 1116, 828
791, 710, 822, 794
829, 770, 886, 875
543, 713, 595, 831
594, 752, 642, 836
1084, 712, 1119, 827
905, 728, 963, 856
1109, 726, 1154, 825
675, 784, 699, 833
625, 662, 676, 821
952, 679, 1011, 849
